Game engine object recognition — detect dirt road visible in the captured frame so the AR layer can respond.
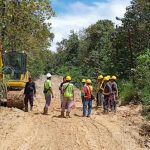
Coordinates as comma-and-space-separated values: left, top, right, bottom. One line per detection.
0, 76, 149, 150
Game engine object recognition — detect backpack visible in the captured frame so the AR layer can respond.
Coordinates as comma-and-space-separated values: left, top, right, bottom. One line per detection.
43, 88, 49, 94
103, 83, 111, 95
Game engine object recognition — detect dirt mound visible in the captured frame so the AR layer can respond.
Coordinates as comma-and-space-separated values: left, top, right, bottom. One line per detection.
7, 90, 24, 109
0, 75, 149, 150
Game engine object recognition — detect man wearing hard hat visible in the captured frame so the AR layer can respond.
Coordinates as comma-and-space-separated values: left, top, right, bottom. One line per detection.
43, 73, 54, 114
96, 75, 104, 107
61, 75, 75, 118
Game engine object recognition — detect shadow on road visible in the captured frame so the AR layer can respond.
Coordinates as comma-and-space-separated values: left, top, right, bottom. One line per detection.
52, 115, 66, 118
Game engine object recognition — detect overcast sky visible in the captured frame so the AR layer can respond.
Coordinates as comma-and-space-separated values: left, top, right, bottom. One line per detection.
50, 0, 131, 51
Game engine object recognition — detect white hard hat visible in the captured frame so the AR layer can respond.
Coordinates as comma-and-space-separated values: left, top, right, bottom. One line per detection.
46, 73, 51, 78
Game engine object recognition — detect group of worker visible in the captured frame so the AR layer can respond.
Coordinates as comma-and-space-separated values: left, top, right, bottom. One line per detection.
58, 74, 118, 118
23, 73, 118, 118
95, 75, 118, 113
80, 75, 118, 117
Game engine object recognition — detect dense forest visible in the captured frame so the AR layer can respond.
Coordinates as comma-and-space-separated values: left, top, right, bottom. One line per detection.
50, 0, 150, 118
0, 0, 150, 118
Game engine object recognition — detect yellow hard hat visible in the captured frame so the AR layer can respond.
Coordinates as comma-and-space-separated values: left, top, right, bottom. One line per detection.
86, 79, 92, 84
82, 79, 86, 83
111, 76, 117, 80
106, 75, 110, 80
104, 76, 109, 81
97, 75, 103, 80
66, 76, 72, 81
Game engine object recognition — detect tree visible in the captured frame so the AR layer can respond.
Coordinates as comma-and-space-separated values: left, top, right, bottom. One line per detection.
0, 0, 55, 77
111, 0, 150, 78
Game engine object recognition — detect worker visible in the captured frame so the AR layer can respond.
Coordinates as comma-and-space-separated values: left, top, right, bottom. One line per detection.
96, 75, 104, 107
83, 79, 94, 117
81, 79, 86, 115
61, 76, 74, 118
81, 79, 86, 104
59, 76, 66, 108
24, 76, 36, 112
103, 76, 112, 113
43, 73, 54, 115
109, 76, 118, 112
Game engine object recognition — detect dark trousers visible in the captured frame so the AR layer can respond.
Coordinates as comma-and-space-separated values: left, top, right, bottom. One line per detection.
24, 95, 33, 111
103, 95, 109, 112
81, 96, 84, 105
96, 92, 104, 106
83, 99, 92, 116
81, 96, 85, 115
44, 94, 51, 114
109, 94, 116, 112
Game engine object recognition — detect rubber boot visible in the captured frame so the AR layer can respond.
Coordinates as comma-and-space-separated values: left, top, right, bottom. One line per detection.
30, 106, 33, 111
66, 112, 71, 118
43, 107, 48, 115
25, 105, 28, 112
60, 111, 65, 118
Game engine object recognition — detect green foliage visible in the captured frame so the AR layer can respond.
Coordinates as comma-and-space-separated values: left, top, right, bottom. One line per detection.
0, 0, 54, 78
28, 53, 44, 78
141, 105, 150, 121
119, 80, 136, 105
47, 1, 150, 112
54, 65, 84, 87
111, 0, 150, 78
54, 20, 115, 82
134, 49, 150, 105
118, 50, 150, 106
140, 123, 150, 136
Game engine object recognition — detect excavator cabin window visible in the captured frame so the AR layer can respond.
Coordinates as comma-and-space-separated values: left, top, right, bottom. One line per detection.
3, 51, 27, 80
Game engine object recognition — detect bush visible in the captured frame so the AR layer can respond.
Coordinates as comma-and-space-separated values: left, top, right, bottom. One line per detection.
141, 106, 150, 120
119, 80, 139, 105
55, 65, 84, 87
133, 49, 150, 118
140, 124, 150, 137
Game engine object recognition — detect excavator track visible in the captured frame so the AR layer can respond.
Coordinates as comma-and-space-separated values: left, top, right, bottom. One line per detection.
7, 90, 24, 109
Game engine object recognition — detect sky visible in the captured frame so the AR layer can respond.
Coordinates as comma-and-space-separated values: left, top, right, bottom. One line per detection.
50, 0, 131, 51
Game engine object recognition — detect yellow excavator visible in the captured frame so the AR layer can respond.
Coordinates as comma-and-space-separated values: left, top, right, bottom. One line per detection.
3, 51, 29, 89
0, 43, 29, 109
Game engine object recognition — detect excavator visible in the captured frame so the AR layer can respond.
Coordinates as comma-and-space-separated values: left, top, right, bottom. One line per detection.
0, 42, 29, 109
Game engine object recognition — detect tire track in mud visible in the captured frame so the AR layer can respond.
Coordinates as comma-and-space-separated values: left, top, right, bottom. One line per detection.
89, 115, 146, 150
75, 115, 121, 150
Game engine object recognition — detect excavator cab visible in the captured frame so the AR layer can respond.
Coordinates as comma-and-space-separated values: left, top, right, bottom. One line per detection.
3, 51, 29, 90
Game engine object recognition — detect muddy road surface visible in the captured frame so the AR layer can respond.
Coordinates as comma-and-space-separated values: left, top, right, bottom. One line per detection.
0, 76, 149, 150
